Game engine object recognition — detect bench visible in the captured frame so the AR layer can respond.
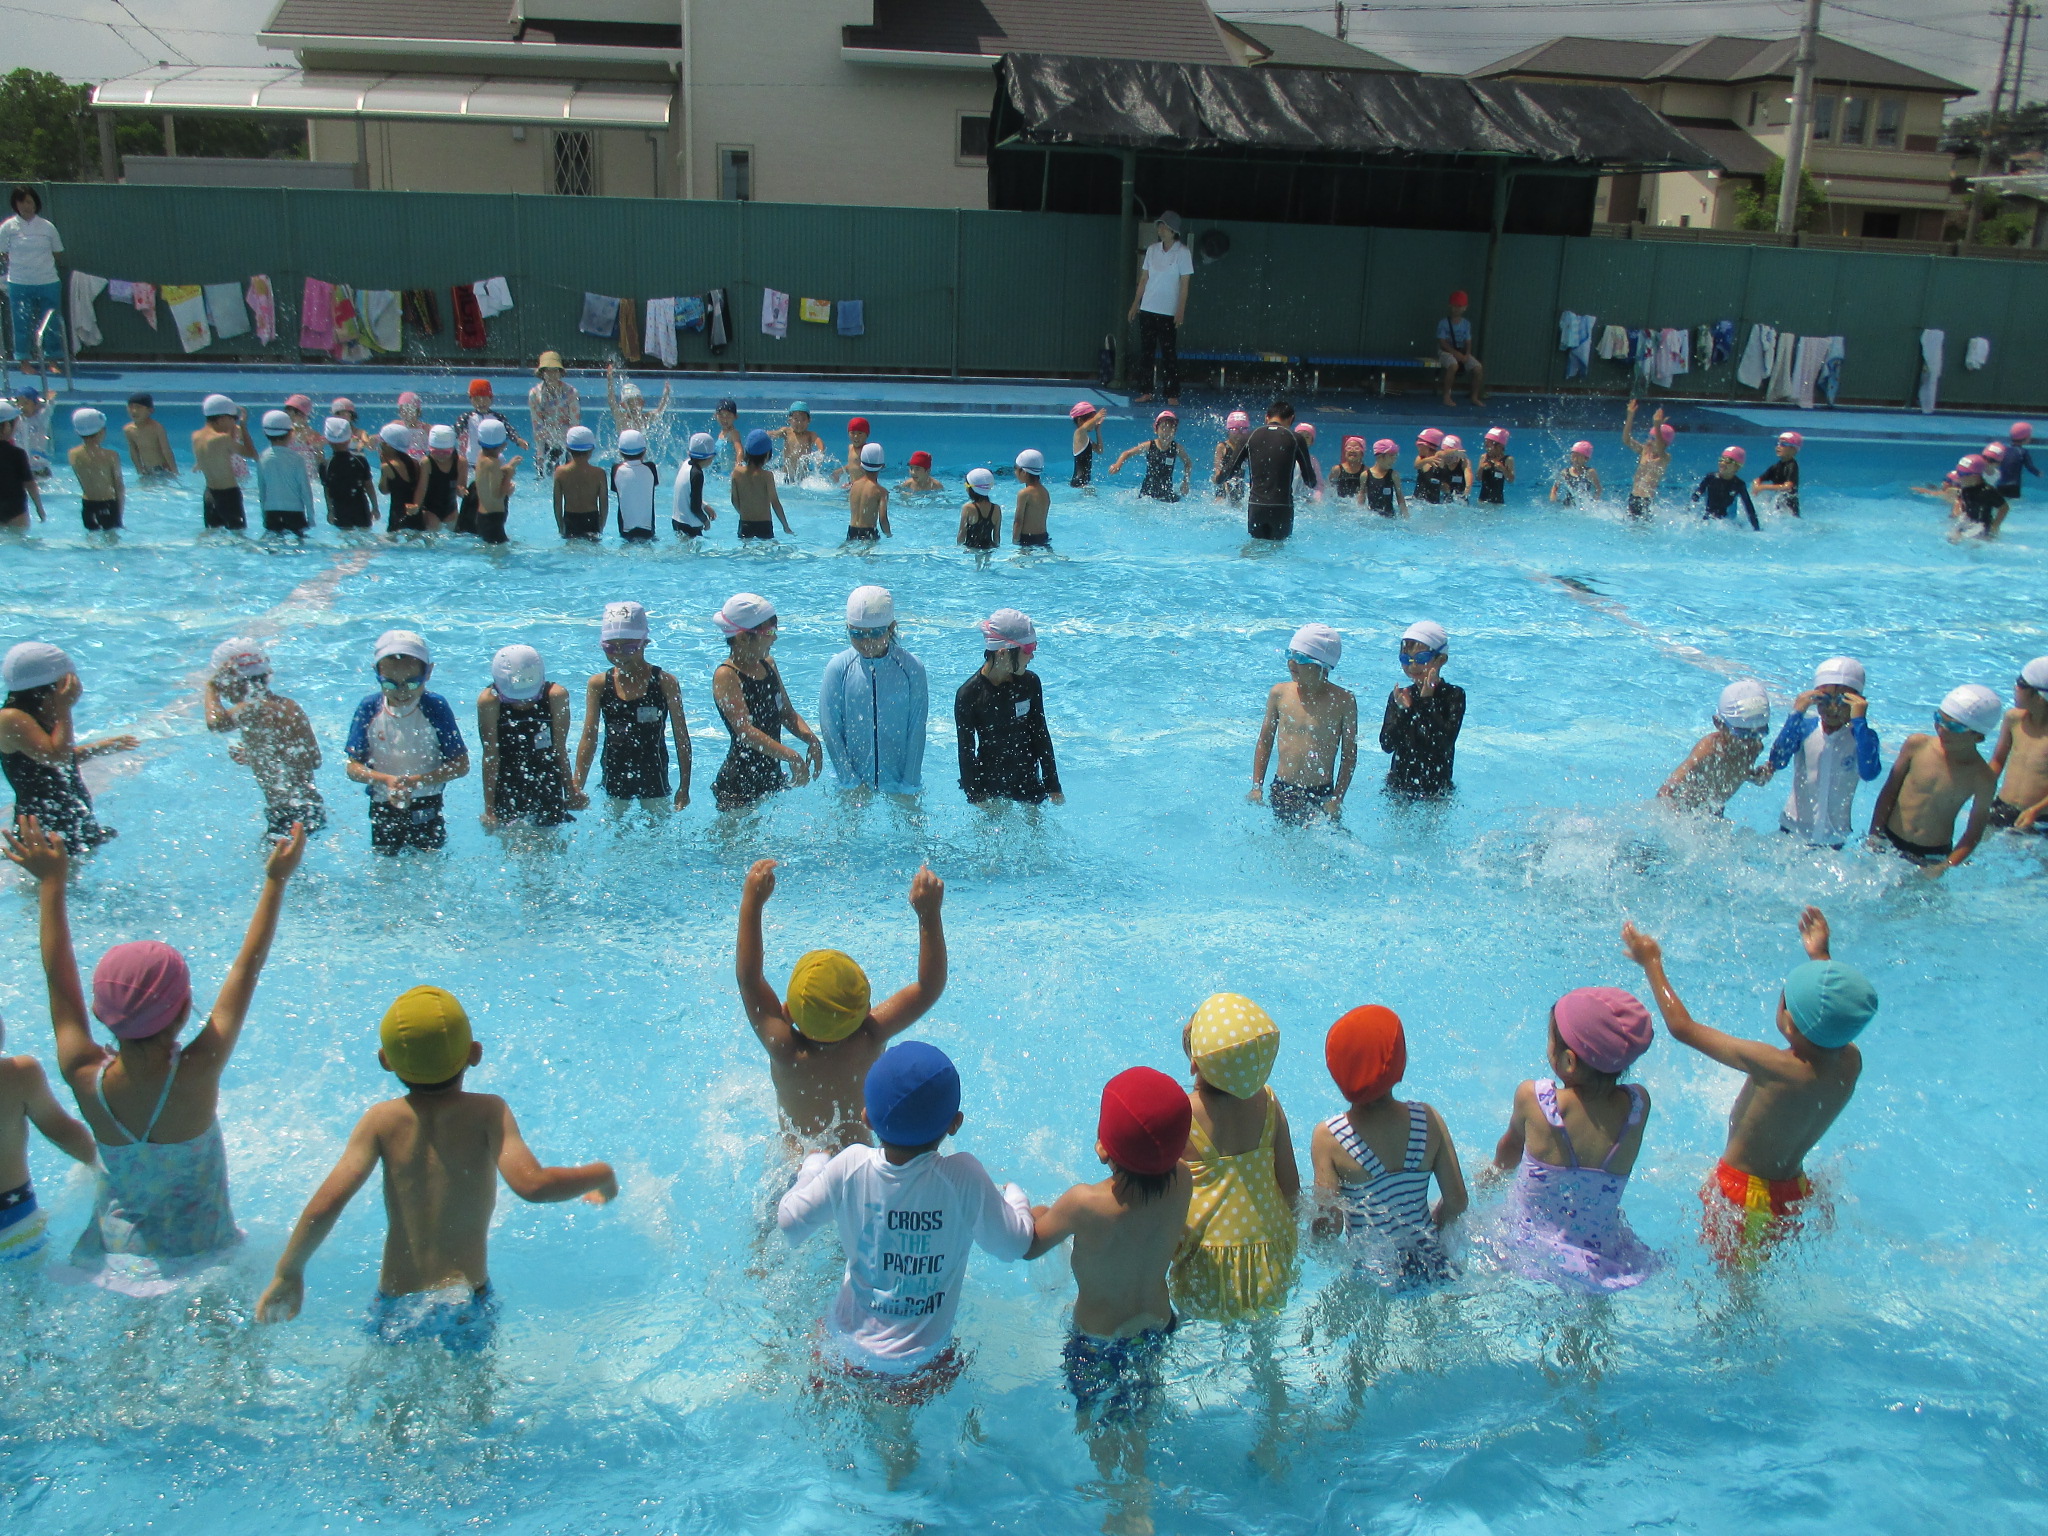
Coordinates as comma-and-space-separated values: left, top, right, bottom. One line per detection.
1301, 355, 1439, 395
1175, 350, 1301, 390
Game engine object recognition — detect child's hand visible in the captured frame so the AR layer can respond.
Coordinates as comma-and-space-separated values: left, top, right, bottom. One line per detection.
1844, 690, 1868, 719
584, 1165, 619, 1204
1620, 921, 1662, 969
256, 1272, 303, 1323
1798, 906, 1831, 959
265, 824, 308, 880
53, 672, 82, 709
1246, 784, 1263, 803
908, 864, 944, 918
743, 858, 779, 904
2, 816, 69, 880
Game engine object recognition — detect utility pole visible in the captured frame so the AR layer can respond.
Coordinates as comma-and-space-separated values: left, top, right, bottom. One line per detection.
1966, 0, 2023, 245
2010, 5, 2035, 118
1777, 0, 1823, 234
1334, 2, 1348, 40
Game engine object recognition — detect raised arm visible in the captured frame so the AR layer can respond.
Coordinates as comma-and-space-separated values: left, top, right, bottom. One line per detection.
186, 826, 307, 1070
256, 1107, 383, 1322
1, 819, 96, 1081
1621, 920, 1796, 1078
872, 865, 946, 1039
496, 1099, 617, 1204
735, 858, 789, 1039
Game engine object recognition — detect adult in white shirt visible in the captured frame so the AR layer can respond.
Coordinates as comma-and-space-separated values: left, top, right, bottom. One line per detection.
1126, 211, 1193, 406
0, 186, 65, 369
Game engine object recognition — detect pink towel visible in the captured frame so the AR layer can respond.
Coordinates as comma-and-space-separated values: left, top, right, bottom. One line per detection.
132, 282, 158, 330
299, 277, 336, 352
246, 275, 276, 344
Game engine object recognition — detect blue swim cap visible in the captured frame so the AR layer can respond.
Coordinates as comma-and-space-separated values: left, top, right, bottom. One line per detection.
744, 428, 773, 457
1783, 960, 1877, 1048
865, 1041, 960, 1147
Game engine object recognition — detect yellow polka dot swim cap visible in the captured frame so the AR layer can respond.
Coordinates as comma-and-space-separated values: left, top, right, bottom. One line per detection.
1188, 992, 1280, 1098
788, 950, 872, 1042
380, 985, 474, 1085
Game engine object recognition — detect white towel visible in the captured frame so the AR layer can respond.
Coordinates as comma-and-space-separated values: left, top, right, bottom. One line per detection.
484, 276, 512, 314
1793, 336, 1830, 409
361, 289, 402, 352
1648, 327, 1685, 388
761, 287, 788, 339
163, 285, 211, 353
1965, 336, 1991, 371
203, 282, 250, 341
68, 271, 107, 350
1918, 328, 1944, 414
472, 280, 499, 320
1766, 330, 1798, 402
1597, 323, 1630, 360
644, 296, 677, 367
1736, 324, 1775, 389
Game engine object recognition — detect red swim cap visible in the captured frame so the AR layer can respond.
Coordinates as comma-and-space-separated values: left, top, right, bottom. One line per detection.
910, 450, 932, 468
848, 417, 871, 434
469, 378, 492, 396
1326, 1005, 1406, 1103
1449, 289, 1469, 307
1098, 1067, 1191, 1176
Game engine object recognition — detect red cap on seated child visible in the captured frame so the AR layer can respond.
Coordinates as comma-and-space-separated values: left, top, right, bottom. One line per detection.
848, 417, 871, 434
910, 451, 932, 468
1326, 1005, 1406, 1102
91, 941, 192, 1040
1099, 1067, 1192, 1175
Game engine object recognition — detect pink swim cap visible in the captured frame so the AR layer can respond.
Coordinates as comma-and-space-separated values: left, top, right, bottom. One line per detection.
397, 391, 422, 408
1418, 428, 1445, 446
1343, 435, 1366, 453
2013, 421, 2034, 441
1553, 987, 1653, 1074
1295, 423, 1316, 442
1484, 427, 1508, 443
1981, 442, 2006, 461
1721, 445, 1747, 465
1570, 441, 1594, 457
1069, 400, 1098, 421
91, 941, 192, 1041
1944, 470, 1960, 485
1225, 410, 1250, 432
330, 397, 354, 413
1372, 438, 1397, 455
1440, 434, 1463, 452
1960, 454, 1988, 475
1777, 431, 1802, 448
284, 394, 313, 414
1654, 423, 1675, 444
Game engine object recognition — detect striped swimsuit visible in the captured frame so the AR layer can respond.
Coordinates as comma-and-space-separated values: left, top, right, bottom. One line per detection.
1324, 1103, 1454, 1287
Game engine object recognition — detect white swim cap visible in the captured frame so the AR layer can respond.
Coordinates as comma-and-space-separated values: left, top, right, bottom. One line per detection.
980, 608, 1037, 651
1015, 448, 1045, 476
846, 585, 896, 629
965, 467, 995, 493
618, 429, 648, 457
2, 641, 74, 692
1401, 620, 1449, 653
2021, 657, 2048, 691
687, 432, 715, 460
601, 601, 650, 642
621, 379, 643, 401
202, 394, 237, 418
379, 421, 411, 450
1813, 657, 1865, 691
71, 408, 106, 436
1939, 683, 2003, 739
1288, 623, 1341, 669
0, 403, 18, 425
373, 629, 432, 666
860, 442, 885, 469
1716, 678, 1770, 730
477, 418, 507, 448
714, 593, 776, 637
322, 416, 353, 444
209, 637, 271, 680
491, 644, 547, 702
262, 410, 292, 436
427, 424, 457, 452
565, 425, 597, 453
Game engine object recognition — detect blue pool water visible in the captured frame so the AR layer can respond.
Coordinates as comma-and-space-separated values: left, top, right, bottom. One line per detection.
2, 371, 2045, 1534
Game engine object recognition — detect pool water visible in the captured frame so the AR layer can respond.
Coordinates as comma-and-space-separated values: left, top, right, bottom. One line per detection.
3, 380, 2045, 1535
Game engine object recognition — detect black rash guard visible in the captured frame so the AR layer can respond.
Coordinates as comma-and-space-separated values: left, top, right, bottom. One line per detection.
955, 669, 1060, 804
1379, 682, 1465, 797
1691, 473, 1760, 529
1214, 424, 1316, 507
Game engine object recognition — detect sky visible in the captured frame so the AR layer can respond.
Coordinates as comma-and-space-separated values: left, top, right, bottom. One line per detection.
3, 0, 2030, 105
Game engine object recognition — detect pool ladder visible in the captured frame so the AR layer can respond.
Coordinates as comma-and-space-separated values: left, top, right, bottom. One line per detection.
2, 308, 71, 397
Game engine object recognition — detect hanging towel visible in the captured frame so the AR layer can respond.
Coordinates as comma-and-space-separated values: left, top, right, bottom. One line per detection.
1917, 329, 1943, 413
131, 282, 158, 329
1965, 336, 1991, 370
676, 294, 705, 333
1694, 324, 1713, 370
579, 292, 620, 339
1596, 323, 1629, 361
1736, 324, 1775, 389
163, 285, 212, 353
799, 297, 831, 324
246, 275, 276, 343
471, 280, 498, 320
1766, 330, 1799, 402
1558, 311, 1596, 380
361, 289, 402, 352
203, 282, 249, 341
1820, 336, 1845, 405
1792, 336, 1830, 409
68, 271, 107, 350
107, 278, 133, 303
483, 276, 512, 314
300, 278, 336, 351
452, 284, 487, 349
707, 288, 729, 352
1710, 318, 1736, 366
331, 283, 366, 361
837, 299, 864, 338
619, 297, 641, 362
1647, 328, 1683, 389
400, 289, 440, 335
761, 287, 789, 339
1668, 328, 1690, 376
644, 297, 677, 367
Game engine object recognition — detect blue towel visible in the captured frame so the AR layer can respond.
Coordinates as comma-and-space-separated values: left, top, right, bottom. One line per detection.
1819, 336, 1845, 405
579, 292, 619, 339
675, 295, 705, 333
1711, 318, 1736, 367
1558, 310, 1595, 380
836, 299, 864, 337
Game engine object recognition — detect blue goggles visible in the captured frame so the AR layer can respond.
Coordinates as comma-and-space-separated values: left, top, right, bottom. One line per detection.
1933, 712, 1977, 735
1285, 650, 1329, 670
1400, 646, 1445, 666
848, 626, 892, 640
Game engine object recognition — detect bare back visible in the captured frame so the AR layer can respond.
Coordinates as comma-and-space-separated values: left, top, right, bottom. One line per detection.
554, 460, 605, 515
762, 1021, 887, 1150
848, 475, 886, 530
1012, 481, 1050, 538
1723, 1046, 1860, 1180
1663, 730, 1763, 814
125, 419, 174, 473
1995, 707, 2048, 809
235, 693, 321, 804
1063, 1170, 1192, 1337
192, 426, 242, 490
1515, 1078, 1648, 1178
367, 1090, 506, 1293
731, 464, 777, 519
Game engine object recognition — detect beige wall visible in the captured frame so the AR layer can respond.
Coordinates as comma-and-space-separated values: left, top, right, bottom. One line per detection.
309, 117, 668, 196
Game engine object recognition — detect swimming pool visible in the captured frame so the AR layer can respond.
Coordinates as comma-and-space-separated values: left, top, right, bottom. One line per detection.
3, 366, 2045, 1535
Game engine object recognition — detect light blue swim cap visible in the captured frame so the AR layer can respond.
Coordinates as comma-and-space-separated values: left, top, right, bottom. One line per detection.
1784, 959, 1877, 1048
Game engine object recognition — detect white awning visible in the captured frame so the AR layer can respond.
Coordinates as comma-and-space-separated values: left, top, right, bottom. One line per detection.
92, 66, 672, 128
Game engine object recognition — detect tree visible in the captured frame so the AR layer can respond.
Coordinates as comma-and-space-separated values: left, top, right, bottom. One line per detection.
1941, 101, 2048, 166
1730, 155, 1828, 232
0, 68, 93, 182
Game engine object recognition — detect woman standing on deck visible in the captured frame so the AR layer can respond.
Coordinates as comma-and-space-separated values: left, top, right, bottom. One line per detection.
1, 187, 64, 373
527, 351, 582, 484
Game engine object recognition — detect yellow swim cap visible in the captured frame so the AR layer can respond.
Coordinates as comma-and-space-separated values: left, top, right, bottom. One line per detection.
787, 950, 872, 1042
380, 986, 474, 1085
1188, 992, 1280, 1099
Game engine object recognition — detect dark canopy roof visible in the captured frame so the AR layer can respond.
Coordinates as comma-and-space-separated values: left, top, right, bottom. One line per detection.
992, 52, 1719, 172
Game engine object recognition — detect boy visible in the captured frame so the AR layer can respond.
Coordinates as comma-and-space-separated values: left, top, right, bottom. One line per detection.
1550, 440, 1600, 506
454, 379, 526, 533
123, 393, 177, 478
1659, 679, 1770, 815
1866, 684, 2001, 873
1621, 908, 1876, 1266
1752, 430, 1800, 516
256, 409, 313, 539
847, 442, 891, 543
1025, 1067, 1192, 1536
1011, 448, 1052, 546
1691, 446, 1759, 529
736, 857, 947, 1152
1248, 622, 1357, 824
0, 402, 44, 528
612, 428, 660, 542
203, 637, 326, 836
0, 1006, 99, 1268
193, 393, 257, 532
66, 407, 124, 535
1996, 420, 2037, 500
674, 431, 717, 538
829, 416, 872, 486
471, 418, 520, 544
733, 428, 793, 539
1436, 288, 1485, 407
1620, 399, 1673, 517
344, 630, 470, 855
1214, 398, 1316, 541
712, 397, 744, 464
606, 364, 671, 435
1381, 620, 1464, 800
256, 985, 616, 1347
1989, 656, 2048, 831
1754, 656, 1881, 849
896, 451, 943, 495
1949, 455, 2007, 540
14, 386, 54, 476
552, 424, 606, 540
1108, 411, 1193, 501
318, 415, 377, 532
769, 401, 823, 481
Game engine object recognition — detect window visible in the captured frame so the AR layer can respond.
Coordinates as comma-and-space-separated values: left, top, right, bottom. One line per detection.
718, 145, 752, 201
957, 113, 991, 164
1840, 95, 1869, 145
1875, 97, 1904, 149
552, 130, 595, 196
1747, 90, 1762, 127
1811, 95, 1836, 142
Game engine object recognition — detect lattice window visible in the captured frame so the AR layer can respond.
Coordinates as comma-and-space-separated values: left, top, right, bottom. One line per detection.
553, 131, 596, 196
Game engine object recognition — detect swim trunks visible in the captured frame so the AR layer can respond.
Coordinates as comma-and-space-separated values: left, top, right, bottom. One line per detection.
0, 1179, 47, 1267
1989, 797, 2046, 832
845, 524, 880, 542
81, 498, 121, 531
369, 796, 446, 855
1881, 823, 1951, 863
738, 519, 775, 540
1626, 494, 1651, 518
1063, 1320, 1176, 1427
673, 521, 703, 539
561, 510, 604, 540
262, 507, 309, 536
1016, 531, 1051, 548
1268, 779, 1331, 825
1701, 1158, 1812, 1268
1246, 502, 1293, 541
264, 798, 327, 838
202, 485, 246, 530
366, 1282, 498, 1353
620, 526, 656, 542
474, 511, 508, 545
812, 1342, 964, 1407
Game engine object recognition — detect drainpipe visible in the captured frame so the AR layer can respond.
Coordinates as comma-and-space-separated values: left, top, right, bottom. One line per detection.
1115, 149, 1137, 388
680, 0, 695, 198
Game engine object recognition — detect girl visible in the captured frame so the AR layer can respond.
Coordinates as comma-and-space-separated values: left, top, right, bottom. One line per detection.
1328, 436, 1368, 501
1477, 427, 1515, 505
1492, 987, 1659, 1293
1213, 409, 1251, 503
606, 363, 672, 438
0, 403, 43, 528
395, 391, 428, 458
1551, 440, 1601, 506
1411, 428, 1445, 501
0, 642, 135, 850
1294, 422, 1323, 503
572, 602, 692, 813
377, 421, 419, 534
328, 396, 373, 454
709, 593, 820, 812
955, 609, 1061, 806
478, 645, 585, 829
1362, 439, 1407, 517
1439, 433, 1470, 501
1108, 410, 1191, 501
410, 424, 465, 534
958, 466, 1003, 563
1069, 401, 1106, 488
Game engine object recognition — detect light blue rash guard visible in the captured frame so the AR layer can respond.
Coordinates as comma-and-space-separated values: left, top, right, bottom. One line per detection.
818, 643, 928, 794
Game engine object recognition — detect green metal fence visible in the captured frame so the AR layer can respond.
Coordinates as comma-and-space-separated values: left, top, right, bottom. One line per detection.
31, 183, 2048, 408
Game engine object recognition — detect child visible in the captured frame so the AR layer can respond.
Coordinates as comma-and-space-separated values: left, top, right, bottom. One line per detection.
454, 379, 526, 532
1752, 430, 1801, 516
1214, 399, 1316, 540
376, 421, 419, 534
611, 429, 660, 542
573, 601, 691, 812
1551, 440, 1601, 506
1295, 422, 1325, 500
1659, 678, 1770, 815
606, 363, 671, 436
123, 393, 177, 478
343, 630, 470, 855
1213, 409, 1250, 502
329, 396, 372, 454
738, 858, 948, 1151
256, 409, 313, 539
411, 423, 465, 535
0, 641, 135, 849
1436, 432, 1467, 501
896, 450, 943, 495
1996, 420, 2037, 500
1327, 436, 1368, 501
956, 609, 1063, 806
1949, 455, 2008, 540
66, 407, 123, 535
1108, 411, 1191, 502
471, 418, 520, 545
281, 393, 322, 468
256, 985, 617, 1346
479, 645, 583, 830
14, 386, 53, 476
553, 424, 605, 540
1866, 683, 2001, 873
1476, 427, 1515, 505
847, 442, 892, 542
1989, 657, 2048, 831
673, 431, 716, 539
1491, 986, 1658, 1293
1381, 620, 1464, 799
733, 428, 793, 540
1362, 439, 1407, 517
958, 466, 1002, 560
769, 401, 823, 481
395, 391, 428, 457
1026, 1067, 1192, 1535
712, 397, 744, 464
2, 816, 305, 1285
829, 416, 872, 486
1172, 993, 1299, 1321
1755, 657, 1881, 849
193, 393, 256, 532
1071, 402, 1108, 488
203, 637, 326, 836
1622, 909, 1874, 1267
711, 592, 820, 809
1011, 448, 1051, 546
0, 1005, 97, 1268
1310, 1006, 1466, 1287
318, 415, 377, 533
1620, 399, 1673, 517
1692, 446, 1760, 529
1247, 622, 1356, 825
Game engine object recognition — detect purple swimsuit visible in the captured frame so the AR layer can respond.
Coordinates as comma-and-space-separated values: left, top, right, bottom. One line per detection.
1503, 1079, 1660, 1293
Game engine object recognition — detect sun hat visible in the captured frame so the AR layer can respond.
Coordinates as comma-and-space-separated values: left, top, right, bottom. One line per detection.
601, 601, 650, 642
209, 637, 270, 680
491, 644, 546, 702
565, 425, 596, 453
1552, 987, 1654, 1074
1289, 623, 1340, 669
3, 641, 74, 692
535, 351, 565, 372
788, 950, 872, 1042
1098, 1067, 1192, 1175
1326, 1006, 1406, 1103
380, 986, 474, 1084
1783, 960, 1877, 1048
322, 416, 353, 444
91, 942, 191, 1041
1188, 993, 1280, 1099
1157, 210, 1183, 233
713, 592, 776, 636
846, 585, 895, 629
865, 1041, 960, 1145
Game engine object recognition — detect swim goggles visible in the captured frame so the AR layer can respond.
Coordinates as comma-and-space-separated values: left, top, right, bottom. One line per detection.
377, 674, 425, 694
1721, 721, 1768, 739
1285, 650, 1328, 670
848, 626, 892, 640
1933, 712, 1974, 735
2020, 676, 2042, 694
1399, 646, 1445, 666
